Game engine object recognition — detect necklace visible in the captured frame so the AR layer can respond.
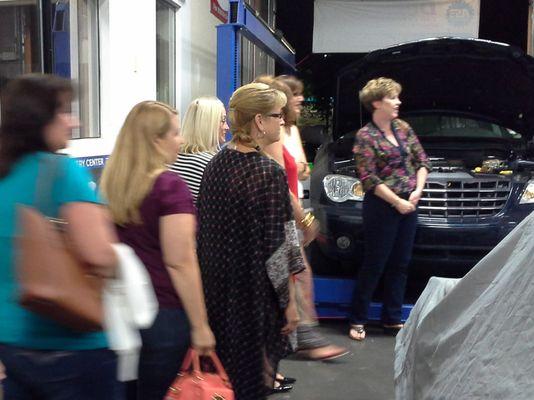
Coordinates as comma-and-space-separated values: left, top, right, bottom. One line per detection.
232, 141, 260, 153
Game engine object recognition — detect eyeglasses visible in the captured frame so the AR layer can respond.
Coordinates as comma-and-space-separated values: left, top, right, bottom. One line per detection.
265, 113, 284, 119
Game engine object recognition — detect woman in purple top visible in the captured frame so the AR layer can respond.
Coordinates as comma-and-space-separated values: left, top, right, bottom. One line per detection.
100, 101, 215, 400
349, 78, 431, 341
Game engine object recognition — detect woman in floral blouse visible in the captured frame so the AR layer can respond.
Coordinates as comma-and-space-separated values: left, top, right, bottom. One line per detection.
349, 77, 431, 341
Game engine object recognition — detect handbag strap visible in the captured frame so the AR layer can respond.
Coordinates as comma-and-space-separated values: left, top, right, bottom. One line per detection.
180, 348, 232, 385
34, 155, 62, 217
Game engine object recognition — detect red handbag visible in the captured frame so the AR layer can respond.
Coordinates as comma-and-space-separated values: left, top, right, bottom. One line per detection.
165, 349, 235, 400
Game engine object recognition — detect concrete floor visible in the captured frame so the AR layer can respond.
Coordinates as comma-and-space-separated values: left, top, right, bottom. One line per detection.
272, 320, 396, 400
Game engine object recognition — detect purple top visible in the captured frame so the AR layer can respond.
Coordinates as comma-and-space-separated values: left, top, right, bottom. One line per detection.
117, 171, 196, 308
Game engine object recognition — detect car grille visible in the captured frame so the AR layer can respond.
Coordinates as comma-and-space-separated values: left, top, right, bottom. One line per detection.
419, 179, 512, 219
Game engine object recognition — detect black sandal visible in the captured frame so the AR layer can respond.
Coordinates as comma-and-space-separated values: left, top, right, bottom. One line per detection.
349, 324, 366, 341
275, 376, 296, 385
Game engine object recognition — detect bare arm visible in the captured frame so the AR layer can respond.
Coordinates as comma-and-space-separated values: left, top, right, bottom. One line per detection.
290, 192, 318, 245
288, 126, 311, 180
160, 213, 215, 354
408, 167, 429, 205
62, 202, 118, 277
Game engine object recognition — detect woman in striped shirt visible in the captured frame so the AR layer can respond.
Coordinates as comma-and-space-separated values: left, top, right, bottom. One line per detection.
169, 97, 228, 201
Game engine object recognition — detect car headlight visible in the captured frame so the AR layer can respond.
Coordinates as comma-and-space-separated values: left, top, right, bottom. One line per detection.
323, 174, 364, 203
520, 180, 534, 204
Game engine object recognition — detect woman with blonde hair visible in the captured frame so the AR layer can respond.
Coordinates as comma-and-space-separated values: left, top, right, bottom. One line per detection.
196, 83, 304, 399
169, 96, 228, 202
100, 101, 215, 400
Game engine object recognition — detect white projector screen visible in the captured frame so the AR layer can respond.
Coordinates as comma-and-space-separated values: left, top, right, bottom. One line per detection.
313, 0, 480, 53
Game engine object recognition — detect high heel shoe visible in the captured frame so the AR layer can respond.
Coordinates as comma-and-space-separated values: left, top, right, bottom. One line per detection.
275, 376, 296, 385
267, 382, 293, 395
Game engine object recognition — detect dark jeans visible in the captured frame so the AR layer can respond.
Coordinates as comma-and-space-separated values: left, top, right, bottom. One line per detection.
0, 344, 123, 400
133, 308, 190, 400
350, 192, 418, 325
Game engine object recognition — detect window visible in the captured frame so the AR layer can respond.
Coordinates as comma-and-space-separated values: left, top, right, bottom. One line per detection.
406, 115, 522, 140
71, 0, 100, 138
240, 0, 276, 84
245, 0, 276, 29
0, 0, 100, 138
241, 36, 275, 85
156, 0, 177, 107
0, 1, 43, 86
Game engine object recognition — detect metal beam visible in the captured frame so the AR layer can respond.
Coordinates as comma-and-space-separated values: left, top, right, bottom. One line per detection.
216, 0, 296, 108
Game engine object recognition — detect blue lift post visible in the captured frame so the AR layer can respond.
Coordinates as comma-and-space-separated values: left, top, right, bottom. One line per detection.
216, 0, 296, 109
216, 0, 413, 322
314, 278, 413, 321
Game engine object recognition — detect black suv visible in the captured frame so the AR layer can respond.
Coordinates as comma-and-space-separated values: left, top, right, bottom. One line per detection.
310, 38, 534, 277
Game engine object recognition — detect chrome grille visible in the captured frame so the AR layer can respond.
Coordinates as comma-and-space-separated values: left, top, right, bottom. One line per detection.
419, 179, 511, 219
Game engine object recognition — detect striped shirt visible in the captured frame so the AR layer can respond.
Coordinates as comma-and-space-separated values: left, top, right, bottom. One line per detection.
169, 151, 215, 202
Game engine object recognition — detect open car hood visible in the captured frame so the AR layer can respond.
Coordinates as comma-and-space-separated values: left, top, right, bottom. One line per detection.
333, 38, 534, 140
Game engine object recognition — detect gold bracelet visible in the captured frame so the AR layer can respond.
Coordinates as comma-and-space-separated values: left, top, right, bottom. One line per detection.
300, 212, 315, 228
300, 212, 313, 225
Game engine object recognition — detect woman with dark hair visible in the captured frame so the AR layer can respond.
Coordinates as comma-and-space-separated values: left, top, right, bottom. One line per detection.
0, 74, 122, 399
260, 74, 348, 361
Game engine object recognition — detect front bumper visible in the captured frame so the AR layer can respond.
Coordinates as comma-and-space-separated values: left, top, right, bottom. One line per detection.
313, 202, 534, 274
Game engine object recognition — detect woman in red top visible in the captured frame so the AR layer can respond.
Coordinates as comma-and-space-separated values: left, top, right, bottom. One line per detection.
259, 76, 348, 365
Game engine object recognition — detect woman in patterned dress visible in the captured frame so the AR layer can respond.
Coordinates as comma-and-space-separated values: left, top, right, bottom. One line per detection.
196, 83, 304, 400
349, 77, 431, 341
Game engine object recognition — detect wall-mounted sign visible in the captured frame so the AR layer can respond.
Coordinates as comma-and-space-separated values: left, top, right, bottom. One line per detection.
211, 0, 229, 23
75, 155, 109, 170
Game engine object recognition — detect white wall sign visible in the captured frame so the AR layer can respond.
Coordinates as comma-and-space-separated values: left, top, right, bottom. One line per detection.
313, 0, 481, 53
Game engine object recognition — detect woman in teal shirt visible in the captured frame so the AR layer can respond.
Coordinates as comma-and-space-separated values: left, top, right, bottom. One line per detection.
0, 75, 122, 399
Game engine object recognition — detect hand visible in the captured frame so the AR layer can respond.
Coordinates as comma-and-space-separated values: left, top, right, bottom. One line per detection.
191, 324, 216, 355
302, 219, 319, 246
281, 300, 299, 335
408, 189, 423, 206
394, 198, 416, 215
298, 162, 311, 181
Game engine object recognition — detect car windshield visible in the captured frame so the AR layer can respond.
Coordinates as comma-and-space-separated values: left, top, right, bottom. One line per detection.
404, 115, 522, 140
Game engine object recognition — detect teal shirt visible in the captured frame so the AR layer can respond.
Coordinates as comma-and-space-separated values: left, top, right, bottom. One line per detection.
0, 152, 107, 350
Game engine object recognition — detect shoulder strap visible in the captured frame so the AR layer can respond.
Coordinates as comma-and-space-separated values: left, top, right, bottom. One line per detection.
35, 155, 62, 217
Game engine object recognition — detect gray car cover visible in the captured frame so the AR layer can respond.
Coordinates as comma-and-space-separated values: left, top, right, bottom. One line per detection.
395, 211, 534, 400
